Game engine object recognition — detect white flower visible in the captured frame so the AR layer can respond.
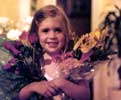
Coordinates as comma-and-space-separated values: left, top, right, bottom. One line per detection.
6, 29, 22, 40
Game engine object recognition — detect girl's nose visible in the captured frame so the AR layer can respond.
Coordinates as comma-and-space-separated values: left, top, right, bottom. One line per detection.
49, 30, 56, 38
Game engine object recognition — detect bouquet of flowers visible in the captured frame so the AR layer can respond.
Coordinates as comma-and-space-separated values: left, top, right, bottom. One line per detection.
1, 6, 120, 84
0, 31, 44, 81
58, 56, 95, 82
51, 30, 102, 82
0, 29, 106, 83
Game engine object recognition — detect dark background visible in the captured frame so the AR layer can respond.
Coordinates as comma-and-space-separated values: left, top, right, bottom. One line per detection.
57, 0, 91, 36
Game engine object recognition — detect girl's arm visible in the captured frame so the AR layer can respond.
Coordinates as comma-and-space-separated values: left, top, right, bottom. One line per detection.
19, 80, 59, 100
52, 78, 90, 100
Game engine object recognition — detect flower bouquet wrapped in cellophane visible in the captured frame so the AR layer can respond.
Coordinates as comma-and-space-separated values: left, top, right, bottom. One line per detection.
54, 30, 102, 83
58, 56, 96, 83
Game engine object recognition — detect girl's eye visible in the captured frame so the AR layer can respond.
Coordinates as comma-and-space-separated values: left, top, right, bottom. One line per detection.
54, 28, 62, 33
42, 28, 49, 33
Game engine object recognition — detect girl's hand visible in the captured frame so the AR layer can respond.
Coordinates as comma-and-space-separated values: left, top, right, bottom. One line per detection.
52, 78, 90, 100
31, 81, 58, 97
51, 78, 68, 89
19, 80, 58, 99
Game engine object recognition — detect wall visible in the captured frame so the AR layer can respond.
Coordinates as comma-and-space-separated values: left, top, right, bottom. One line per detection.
19, 0, 31, 19
0, 0, 19, 19
0, 0, 56, 20
37, 0, 56, 10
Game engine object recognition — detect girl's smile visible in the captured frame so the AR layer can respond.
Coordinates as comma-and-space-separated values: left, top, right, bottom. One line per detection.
46, 41, 58, 47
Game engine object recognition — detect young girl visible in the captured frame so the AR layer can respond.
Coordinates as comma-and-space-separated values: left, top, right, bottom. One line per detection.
1, 5, 90, 100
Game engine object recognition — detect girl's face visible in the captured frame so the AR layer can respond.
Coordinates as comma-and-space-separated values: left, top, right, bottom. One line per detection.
38, 17, 66, 55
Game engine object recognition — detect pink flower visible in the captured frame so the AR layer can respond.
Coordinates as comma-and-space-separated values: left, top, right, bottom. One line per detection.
19, 31, 30, 45
3, 57, 17, 70
79, 50, 93, 63
3, 41, 20, 56
51, 51, 73, 62
19, 31, 28, 41
19, 31, 39, 45
28, 33, 39, 44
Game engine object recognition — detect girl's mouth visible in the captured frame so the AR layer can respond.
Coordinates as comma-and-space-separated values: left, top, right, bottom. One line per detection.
47, 42, 58, 47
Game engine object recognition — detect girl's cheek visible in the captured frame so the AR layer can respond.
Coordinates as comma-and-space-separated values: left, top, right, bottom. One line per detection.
38, 34, 46, 40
